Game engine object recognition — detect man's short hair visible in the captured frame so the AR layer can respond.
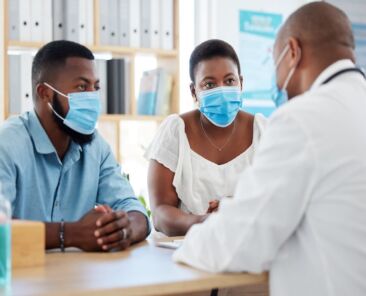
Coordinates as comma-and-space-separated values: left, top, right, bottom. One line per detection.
32, 40, 95, 100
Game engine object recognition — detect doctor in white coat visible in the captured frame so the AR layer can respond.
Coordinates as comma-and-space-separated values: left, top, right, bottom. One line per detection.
173, 2, 366, 296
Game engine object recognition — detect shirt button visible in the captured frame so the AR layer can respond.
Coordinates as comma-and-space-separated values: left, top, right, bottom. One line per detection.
55, 201, 59, 207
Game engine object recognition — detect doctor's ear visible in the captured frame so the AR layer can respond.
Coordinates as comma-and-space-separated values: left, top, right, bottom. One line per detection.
190, 82, 198, 102
288, 37, 302, 68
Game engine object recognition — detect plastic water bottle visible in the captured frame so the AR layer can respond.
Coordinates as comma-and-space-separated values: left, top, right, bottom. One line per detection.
0, 183, 11, 285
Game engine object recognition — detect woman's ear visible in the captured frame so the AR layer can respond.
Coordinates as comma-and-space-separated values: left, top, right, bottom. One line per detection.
239, 75, 244, 91
190, 82, 198, 102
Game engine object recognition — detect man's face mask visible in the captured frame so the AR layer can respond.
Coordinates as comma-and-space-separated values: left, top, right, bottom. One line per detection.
197, 86, 242, 128
271, 44, 299, 107
44, 82, 101, 136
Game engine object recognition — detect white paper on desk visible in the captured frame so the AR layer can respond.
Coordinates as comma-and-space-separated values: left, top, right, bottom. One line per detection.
155, 239, 184, 250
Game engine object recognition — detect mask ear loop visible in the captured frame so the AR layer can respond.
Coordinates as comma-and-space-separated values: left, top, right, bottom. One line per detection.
282, 46, 302, 90
43, 82, 68, 121
47, 102, 66, 122
43, 82, 69, 98
275, 44, 290, 68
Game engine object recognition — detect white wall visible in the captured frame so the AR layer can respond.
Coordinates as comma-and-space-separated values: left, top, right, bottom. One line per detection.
0, 0, 4, 122
179, 0, 321, 113
195, 0, 314, 52
179, 0, 196, 112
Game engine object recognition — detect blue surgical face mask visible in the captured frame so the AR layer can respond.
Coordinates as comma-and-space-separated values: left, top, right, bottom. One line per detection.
197, 86, 242, 128
44, 83, 101, 135
271, 44, 297, 107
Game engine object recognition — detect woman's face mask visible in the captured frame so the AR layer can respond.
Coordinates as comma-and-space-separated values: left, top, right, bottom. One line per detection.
44, 82, 101, 135
197, 86, 242, 128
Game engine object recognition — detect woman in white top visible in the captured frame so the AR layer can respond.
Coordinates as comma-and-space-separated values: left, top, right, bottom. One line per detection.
146, 39, 266, 236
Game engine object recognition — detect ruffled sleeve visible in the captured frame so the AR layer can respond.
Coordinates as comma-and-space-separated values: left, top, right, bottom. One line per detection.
145, 114, 182, 172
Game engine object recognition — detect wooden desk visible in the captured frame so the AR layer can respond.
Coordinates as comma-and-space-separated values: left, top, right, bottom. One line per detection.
8, 239, 267, 296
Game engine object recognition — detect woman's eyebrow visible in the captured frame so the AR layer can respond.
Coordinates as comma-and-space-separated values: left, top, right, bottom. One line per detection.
224, 73, 236, 78
200, 76, 216, 81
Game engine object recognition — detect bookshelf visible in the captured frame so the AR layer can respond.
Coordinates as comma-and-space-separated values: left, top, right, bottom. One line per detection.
0, 0, 180, 163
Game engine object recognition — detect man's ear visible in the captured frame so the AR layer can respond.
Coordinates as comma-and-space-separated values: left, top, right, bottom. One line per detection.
36, 83, 53, 104
190, 82, 198, 102
288, 37, 302, 68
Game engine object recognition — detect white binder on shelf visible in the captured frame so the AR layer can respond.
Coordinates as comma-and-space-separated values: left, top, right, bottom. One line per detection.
19, 0, 32, 41
20, 54, 34, 114
118, 0, 130, 47
108, 0, 119, 45
8, 0, 20, 40
52, 0, 65, 40
129, 0, 141, 47
42, 0, 53, 42
77, 0, 87, 44
160, 0, 174, 50
65, 0, 79, 42
30, 0, 43, 41
85, 0, 94, 45
99, 0, 109, 45
9, 54, 21, 114
141, 0, 160, 48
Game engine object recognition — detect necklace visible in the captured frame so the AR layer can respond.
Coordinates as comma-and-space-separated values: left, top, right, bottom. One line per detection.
199, 115, 236, 152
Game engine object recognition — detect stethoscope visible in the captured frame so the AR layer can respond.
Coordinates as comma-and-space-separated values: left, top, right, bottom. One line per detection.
321, 67, 366, 85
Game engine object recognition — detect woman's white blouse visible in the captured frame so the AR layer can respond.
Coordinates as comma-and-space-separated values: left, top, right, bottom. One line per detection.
145, 113, 267, 215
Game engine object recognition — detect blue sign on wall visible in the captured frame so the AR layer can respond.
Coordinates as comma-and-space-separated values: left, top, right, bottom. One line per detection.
239, 10, 283, 117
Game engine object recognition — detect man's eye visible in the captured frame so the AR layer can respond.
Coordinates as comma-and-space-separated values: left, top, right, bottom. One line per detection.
77, 84, 87, 91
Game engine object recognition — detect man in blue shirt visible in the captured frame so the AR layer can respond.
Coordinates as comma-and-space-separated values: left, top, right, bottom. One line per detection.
0, 40, 149, 251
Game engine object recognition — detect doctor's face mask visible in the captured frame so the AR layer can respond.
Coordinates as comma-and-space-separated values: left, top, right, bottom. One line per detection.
271, 44, 300, 107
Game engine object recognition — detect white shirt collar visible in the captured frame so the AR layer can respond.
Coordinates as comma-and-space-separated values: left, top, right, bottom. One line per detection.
310, 59, 355, 90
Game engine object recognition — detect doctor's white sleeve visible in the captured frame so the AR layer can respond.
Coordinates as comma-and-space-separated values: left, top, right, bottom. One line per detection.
173, 111, 318, 273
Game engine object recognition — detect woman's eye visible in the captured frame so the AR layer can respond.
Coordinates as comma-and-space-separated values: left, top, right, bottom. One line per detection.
204, 82, 216, 89
226, 78, 236, 85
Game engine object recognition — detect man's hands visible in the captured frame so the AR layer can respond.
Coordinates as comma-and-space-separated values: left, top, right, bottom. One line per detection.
95, 210, 132, 251
65, 206, 133, 252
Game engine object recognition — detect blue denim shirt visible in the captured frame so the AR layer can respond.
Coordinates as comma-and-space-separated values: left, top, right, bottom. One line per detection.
0, 111, 148, 224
